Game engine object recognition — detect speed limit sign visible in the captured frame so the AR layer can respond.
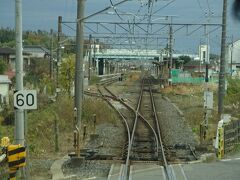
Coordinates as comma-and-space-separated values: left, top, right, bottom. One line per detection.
14, 90, 37, 110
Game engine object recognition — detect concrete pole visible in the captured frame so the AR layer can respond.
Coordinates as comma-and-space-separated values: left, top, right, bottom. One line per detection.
24, 111, 30, 180
169, 25, 173, 69
57, 16, 62, 97
75, 0, 85, 135
88, 34, 92, 81
230, 35, 233, 76
205, 24, 210, 82
93, 39, 96, 75
54, 112, 59, 152
15, 0, 24, 145
96, 59, 99, 75
169, 24, 173, 83
103, 60, 106, 75
218, 0, 227, 116
50, 29, 54, 79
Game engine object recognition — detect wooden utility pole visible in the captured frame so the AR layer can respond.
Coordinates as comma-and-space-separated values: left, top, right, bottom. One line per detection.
218, 0, 227, 116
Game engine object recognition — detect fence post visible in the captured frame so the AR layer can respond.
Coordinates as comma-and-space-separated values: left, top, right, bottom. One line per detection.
218, 127, 224, 159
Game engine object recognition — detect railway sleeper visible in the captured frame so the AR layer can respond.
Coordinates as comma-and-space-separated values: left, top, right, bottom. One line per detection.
133, 137, 155, 142
130, 155, 158, 161
132, 149, 156, 153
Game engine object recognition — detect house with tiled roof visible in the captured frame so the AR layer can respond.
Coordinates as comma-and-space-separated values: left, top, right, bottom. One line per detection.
184, 60, 218, 77
0, 45, 50, 71
23, 45, 50, 58
0, 47, 15, 62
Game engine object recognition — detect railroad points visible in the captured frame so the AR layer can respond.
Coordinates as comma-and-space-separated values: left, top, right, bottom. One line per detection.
59, 74, 220, 179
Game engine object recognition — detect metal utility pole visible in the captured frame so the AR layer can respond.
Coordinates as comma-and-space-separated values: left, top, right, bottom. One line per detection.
50, 29, 54, 79
57, 16, 62, 97
169, 25, 173, 69
15, 0, 24, 145
75, 0, 85, 135
88, 34, 92, 81
205, 24, 210, 82
169, 23, 173, 83
218, 0, 227, 116
93, 39, 97, 75
230, 35, 234, 76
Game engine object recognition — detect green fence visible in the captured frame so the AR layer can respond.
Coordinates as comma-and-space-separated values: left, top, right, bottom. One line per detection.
172, 77, 219, 84
172, 77, 205, 84
171, 69, 219, 84
171, 69, 182, 77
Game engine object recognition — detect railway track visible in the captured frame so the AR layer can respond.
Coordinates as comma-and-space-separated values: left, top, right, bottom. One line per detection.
91, 75, 198, 180
97, 77, 167, 179
122, 77, 170, 180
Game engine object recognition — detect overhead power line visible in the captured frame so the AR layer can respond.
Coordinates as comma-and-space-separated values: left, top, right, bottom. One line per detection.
206, 0, 211, 13
109, 0, 124, 21
196, 0, 205, 14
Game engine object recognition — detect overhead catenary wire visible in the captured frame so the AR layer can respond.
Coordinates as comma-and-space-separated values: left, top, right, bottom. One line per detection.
196, 0, 205, 14
145, 0, 154, 50
206, 0, 211, 14
109, 0, 124, 21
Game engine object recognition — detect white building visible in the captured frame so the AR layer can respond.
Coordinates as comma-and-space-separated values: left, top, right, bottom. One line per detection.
0, 75, 11, 106
226, 40, 240, 75
199, 45, 210, 63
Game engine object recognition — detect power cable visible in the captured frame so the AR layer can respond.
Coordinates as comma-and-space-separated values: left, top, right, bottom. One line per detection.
196, 0, 205, 14
109, 0, 124, 21
146, 0, 154, 50
206, 0, 211, 14
152, 0, 175, 16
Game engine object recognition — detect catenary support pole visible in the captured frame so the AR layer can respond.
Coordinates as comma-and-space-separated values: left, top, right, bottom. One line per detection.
57, 16, 62, 98
230, 35, 233, 76
218, 0, 227, 116
88, 34, 92, 81
169, 23, 173, 84
50, 29, 54, 79
75, 0, 85, 143
15, 0, 24, 146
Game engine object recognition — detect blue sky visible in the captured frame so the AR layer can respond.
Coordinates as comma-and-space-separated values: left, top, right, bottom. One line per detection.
0, 0, 239, 54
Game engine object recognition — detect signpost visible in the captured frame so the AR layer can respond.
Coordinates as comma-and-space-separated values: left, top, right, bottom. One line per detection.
13, 90, 37, 179
14, 90, 37, 110
203, 90, 213, 127
204, 91, 213, 110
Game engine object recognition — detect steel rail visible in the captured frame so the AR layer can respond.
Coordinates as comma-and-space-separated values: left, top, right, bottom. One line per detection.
102, 83, 160, 180
148, 81, 166, 156
123, 78, 144, 180
98, 85, 131, 180
103, 86, 159, 154
148, 79, 167, 163
97, 86, 131, 162
148, 79, 176, 180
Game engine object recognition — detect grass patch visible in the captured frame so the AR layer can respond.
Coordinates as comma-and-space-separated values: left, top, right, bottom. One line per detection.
0, 94, 119, 158
162, 83, 219, 144
89, 75, 101, 85
232, 144, 240, 153
83, 98, 119, 127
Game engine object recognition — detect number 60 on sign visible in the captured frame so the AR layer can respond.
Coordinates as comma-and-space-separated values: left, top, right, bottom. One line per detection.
14, 90, 37, 110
